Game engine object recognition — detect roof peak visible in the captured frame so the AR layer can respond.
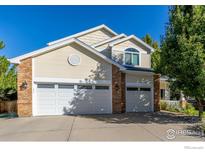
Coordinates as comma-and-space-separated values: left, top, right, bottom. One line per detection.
47, 24, 118, 46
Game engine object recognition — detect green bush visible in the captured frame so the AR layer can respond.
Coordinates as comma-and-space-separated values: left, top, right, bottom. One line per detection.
160, 100, 205, 120
161, 101, 204, 116
168, 105, 180, 112
0, 56, 17, 101
160, 100, 181, 112
160, 101, 168, 110
182, 103, 198, 116
201, 123, 205, 131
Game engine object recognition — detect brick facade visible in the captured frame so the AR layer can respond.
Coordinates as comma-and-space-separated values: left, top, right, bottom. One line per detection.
112, 65, 126, 113
17, 58, 32, 117
153, 74, 160, 112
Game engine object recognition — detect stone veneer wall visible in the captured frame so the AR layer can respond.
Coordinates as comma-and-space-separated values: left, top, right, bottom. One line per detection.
17, 58, 32, 116
112, 65, 126, 113
153, 74, 160, 111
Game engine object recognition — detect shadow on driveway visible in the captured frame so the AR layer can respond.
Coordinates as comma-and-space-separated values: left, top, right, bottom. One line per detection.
78, 111, 200, 124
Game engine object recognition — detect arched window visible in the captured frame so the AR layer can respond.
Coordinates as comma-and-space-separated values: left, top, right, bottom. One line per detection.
124, 48, 139, 66
125, 48, 139, 52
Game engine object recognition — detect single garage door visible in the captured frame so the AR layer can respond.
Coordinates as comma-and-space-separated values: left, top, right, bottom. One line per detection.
36, 83, 112, 116
126, 87, 152, 112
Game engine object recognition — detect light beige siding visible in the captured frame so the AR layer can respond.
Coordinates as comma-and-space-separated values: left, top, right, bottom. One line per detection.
160, 80, 170, 90
141, 53, 151, 68
112, 50, 124, 64
34, 42, 112, 81
111, 39, 151, 68
95, 37, 128, 58
77, 29, 114, 46
112, 40, 147, 54
126, 74, 153, 85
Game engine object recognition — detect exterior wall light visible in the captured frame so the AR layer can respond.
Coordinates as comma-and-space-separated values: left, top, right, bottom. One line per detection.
20, 81, 28, 90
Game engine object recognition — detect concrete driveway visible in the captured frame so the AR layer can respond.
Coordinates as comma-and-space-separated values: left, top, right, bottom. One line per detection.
0, 111, 204, 141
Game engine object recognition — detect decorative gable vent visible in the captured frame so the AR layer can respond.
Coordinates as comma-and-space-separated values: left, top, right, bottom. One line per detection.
68, 54, 81, 66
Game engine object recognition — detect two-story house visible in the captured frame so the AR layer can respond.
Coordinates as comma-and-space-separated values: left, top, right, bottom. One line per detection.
9, 24, 160, 117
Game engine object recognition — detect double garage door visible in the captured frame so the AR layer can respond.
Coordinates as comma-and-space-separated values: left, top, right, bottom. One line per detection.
126, 87, 153, 112
35, 83, 112, 116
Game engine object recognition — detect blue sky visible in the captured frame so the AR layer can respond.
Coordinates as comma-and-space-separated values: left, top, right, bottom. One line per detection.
0, 6, 169, 58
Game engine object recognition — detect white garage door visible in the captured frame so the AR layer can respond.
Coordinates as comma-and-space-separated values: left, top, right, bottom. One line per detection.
35, 83, 112, 116
126, 87, 152, 112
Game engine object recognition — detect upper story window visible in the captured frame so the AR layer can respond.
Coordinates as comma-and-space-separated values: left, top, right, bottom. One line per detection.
124, 48, 140, 66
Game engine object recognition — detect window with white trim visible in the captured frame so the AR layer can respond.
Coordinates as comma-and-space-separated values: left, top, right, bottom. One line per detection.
124, 48, 140, 66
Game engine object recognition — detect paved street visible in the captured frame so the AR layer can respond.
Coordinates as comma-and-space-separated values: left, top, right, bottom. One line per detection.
0, 111, 204, 141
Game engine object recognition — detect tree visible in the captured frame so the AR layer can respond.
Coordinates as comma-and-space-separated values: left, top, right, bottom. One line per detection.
0, 41, 17, 101
160, 6, 205, 120
142, 34, 161, 73
0, 41, 5, 49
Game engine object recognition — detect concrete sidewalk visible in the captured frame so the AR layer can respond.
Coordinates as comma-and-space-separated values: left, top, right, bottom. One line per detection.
0, 112, 204, 141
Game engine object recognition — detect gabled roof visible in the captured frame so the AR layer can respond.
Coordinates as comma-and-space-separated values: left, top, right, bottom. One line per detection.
47, 24, 118, 46
109, 35, 154, 52
9, 38, 125, 70
91, 33, 126, 48
9, 24, 155, 74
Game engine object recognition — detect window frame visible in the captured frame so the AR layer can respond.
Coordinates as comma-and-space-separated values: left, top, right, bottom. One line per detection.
123, 48, 140, 66
95, 85, 110, 90
124, 52, 132, 65
37, 84, 55, 89
127, 87, 139, 91
77, 85, 93, 90
58, 84, 74, 89
140, 87, 151, 91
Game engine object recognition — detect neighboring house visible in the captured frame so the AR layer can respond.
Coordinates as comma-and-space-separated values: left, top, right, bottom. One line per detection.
160, 76, 180, 101
160, 76, 170, 100
9, 24, 160, 117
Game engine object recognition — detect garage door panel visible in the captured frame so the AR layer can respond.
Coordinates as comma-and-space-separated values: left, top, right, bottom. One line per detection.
94, 91, 110, 96
37, 110, 56, 115
60, 102, 94, 114
58, 89, 74, 97
95, 104, 111, 113
93, 90, 111, 113
36, 83, 112, 115
37, 100, 56, 105
37, 105, 56, 109
56, 104, 74, 114
57, 95, 75, 104
126, 87, 152, 112
37, 92, 56, 97
36, 104, 56, 115
57, 99, 74, 105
